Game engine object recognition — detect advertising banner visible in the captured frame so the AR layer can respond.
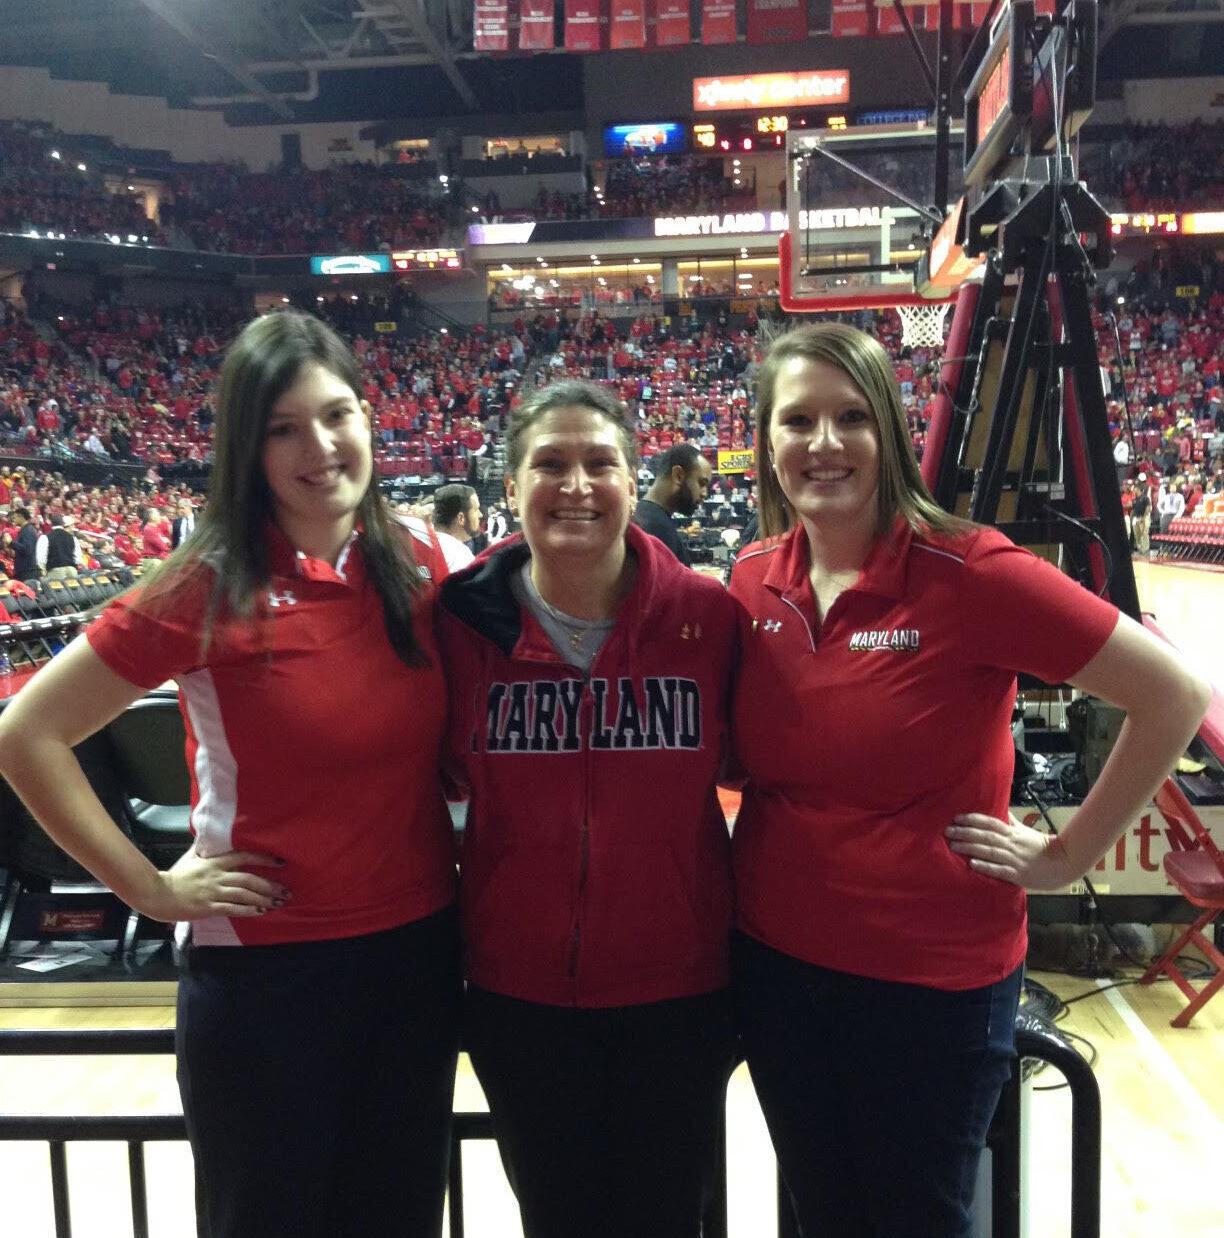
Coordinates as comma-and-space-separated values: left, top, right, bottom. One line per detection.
693, 70, 850, 112
717, 449, 756, 474
309, 254, 391, 276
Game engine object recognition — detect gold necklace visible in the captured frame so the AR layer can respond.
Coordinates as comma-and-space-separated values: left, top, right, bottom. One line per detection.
535, 593, 600, 651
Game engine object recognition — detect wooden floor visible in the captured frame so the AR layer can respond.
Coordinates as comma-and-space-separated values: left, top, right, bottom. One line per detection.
1, 559, 1221, 1237
1132, 558, 1224, 691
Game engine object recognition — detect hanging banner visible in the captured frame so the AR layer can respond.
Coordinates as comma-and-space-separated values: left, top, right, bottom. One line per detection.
565, 0, 602, 49
875, 2, 905, 35
831, 0, 870, 37
701, 0, 737, 43
519, 0, 555, 48
473, 0, 510, 50
609, 0, 647, 47
654, 0, 691, 45
747, 0, 807, 43
924, 3, 969, 29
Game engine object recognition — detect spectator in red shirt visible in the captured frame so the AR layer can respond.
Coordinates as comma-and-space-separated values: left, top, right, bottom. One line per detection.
139, 507, 170, 567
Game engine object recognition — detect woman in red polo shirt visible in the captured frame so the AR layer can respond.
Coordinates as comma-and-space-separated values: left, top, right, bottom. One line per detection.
729, 323, 1210, 1238
0, 311, 459, 1238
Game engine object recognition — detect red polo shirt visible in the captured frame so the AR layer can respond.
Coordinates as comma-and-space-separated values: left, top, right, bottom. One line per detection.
730, 519, 1119, 990
87, 523, 454, 946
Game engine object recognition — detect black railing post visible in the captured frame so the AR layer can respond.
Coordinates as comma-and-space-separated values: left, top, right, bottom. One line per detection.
128, 1141, 150, 1238
49, 1139, 72, 1238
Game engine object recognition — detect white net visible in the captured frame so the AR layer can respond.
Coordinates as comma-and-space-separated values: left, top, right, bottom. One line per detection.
897, 302, 951, 349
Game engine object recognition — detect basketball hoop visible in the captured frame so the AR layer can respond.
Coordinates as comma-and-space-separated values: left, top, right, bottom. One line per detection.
897, 301, 951, 349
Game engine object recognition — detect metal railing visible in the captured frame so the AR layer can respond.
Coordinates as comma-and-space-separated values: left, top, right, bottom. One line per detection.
2, 1022, 1100, 1238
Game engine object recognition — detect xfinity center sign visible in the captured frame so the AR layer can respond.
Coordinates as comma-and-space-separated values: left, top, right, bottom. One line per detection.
654, 206, 883, 238
693, 71, 850, 112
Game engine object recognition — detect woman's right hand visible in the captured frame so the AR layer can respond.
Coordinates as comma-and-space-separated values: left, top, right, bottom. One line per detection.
143, 848, 291, 923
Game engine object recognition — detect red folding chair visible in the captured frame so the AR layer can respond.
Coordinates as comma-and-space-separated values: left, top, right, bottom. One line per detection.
1139, 777, 1224, 1027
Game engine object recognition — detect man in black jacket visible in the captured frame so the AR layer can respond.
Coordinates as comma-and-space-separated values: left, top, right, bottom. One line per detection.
12, 508, 42, 582
632, 444, 712, 567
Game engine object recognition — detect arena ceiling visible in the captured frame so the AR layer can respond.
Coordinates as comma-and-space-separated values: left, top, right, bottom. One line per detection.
0, 0, 1220, 125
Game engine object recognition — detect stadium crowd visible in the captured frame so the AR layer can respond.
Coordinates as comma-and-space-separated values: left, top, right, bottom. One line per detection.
3, 268, 1223, 586
163, 162, 448, 256
1083, 120, 1224, 213
1, 289, 523, 480
0, 120, 164, 246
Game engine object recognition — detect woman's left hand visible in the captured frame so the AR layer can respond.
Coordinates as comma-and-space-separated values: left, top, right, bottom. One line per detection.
945, 813, 1080, 892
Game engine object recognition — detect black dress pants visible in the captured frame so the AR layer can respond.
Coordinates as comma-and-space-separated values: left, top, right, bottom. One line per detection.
176, 906, 462, 1238
465, 985, 738, 1238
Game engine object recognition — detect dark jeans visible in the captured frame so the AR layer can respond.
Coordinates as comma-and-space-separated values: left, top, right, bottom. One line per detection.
176, 906, 462, 1238
465, 985, 738, 1238
733, 932, 1022, 1238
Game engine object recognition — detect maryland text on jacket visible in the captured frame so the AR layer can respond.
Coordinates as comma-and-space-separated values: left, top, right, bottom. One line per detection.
484, 675, 702, 753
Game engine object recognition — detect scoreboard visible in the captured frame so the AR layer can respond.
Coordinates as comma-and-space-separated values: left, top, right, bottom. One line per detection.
690, 107, 931, 153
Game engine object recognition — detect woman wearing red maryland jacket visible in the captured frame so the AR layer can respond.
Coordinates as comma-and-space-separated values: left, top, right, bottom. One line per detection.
437, 379, 738, 1238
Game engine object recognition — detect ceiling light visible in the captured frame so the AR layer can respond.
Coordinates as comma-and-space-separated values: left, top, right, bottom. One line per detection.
77, 163, 87, 172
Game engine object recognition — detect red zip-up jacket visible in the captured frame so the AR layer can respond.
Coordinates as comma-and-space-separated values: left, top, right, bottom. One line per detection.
437, 522, 737, 1007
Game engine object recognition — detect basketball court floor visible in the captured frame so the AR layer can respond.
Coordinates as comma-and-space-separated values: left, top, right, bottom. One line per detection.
1, 557, 1222, 1238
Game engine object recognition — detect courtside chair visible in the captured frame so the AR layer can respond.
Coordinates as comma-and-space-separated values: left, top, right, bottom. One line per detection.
1139, 777, 1224, 1028
104, 692, 193, 872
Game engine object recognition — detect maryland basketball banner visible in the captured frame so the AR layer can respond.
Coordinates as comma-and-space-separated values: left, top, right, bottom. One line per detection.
747, 0, 806, 44
565, 0, 603, 49
701, 0, 737, 43
519, 0, 555, 49
654, 0, 690, 46
609, 0, 647, 48
473, 0, 510, 50
831, 0, 870, 36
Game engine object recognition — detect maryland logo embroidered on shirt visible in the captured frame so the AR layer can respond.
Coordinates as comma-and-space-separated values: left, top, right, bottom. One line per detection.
848, 628, 920, 653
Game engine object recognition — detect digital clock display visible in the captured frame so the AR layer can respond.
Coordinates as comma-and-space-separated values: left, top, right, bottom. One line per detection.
756, 115, 790, 134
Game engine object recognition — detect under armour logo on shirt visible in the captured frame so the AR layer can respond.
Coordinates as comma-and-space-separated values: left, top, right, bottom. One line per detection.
267, 590, 298, 608
753, 618, 782, 634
